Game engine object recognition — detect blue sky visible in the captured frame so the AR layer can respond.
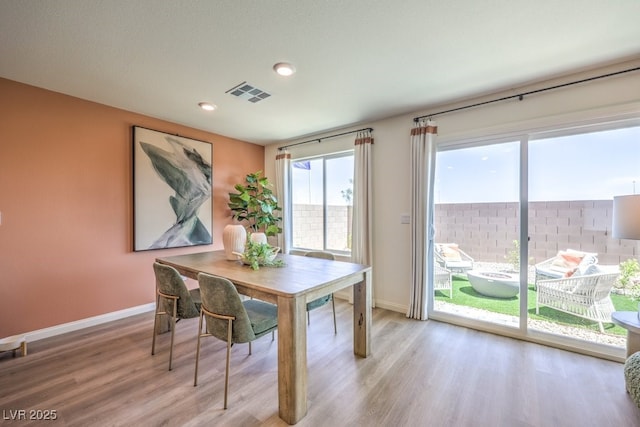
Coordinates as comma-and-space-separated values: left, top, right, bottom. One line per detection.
435, 125, 640, 203
292, 155, 354, 205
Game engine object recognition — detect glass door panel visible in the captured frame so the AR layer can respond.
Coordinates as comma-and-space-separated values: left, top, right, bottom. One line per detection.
433, 141, 521, 328
527, 125, 640, 349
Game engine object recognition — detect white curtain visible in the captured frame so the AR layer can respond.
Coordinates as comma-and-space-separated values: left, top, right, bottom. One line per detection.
274, 150, 291, 253
352, 130, 374, 306
407, 120, 437, 320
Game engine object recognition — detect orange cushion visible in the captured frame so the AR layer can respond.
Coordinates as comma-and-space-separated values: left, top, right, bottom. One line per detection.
560, 253, 583, 267
551, 250, 584, 268
441, 247, 461, 261
438, 244, 462, 261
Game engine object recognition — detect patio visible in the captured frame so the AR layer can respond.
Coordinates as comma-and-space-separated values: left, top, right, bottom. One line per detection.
434, 261, 629, 348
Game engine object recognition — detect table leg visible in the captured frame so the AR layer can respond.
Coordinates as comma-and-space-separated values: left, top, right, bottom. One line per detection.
277, 295, 307, 424
353, 269, 372, 357
627, 331, 640, 358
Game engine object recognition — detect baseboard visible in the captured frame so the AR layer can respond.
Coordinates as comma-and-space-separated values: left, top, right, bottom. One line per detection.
373, 300, 407, 314
25, 303, 156, 342
333, 292, 408, 315
22, 297, 408, 343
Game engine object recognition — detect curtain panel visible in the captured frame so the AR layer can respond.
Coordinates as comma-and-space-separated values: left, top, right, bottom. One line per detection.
274, 151, 291, 253
407, 121, 437, 320
352, 130, 374, 306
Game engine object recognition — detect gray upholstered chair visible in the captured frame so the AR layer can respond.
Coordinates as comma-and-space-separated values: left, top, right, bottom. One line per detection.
151, 262, 202, 371
304, 251, 337, 334
194, 272, 278, 409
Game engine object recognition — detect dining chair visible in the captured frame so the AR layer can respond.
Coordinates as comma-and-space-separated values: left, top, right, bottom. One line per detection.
151, 262, 202, 371
304, 251, 337, 334
194, 272, 278, 409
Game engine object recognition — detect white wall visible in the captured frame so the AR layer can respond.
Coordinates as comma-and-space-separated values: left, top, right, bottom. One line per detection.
265, 58, 640, 314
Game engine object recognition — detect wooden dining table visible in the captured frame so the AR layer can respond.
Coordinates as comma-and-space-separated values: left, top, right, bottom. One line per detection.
156, 250, 372, 425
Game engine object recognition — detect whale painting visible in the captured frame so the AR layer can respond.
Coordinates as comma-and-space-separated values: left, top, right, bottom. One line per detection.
133, 126, 212, 251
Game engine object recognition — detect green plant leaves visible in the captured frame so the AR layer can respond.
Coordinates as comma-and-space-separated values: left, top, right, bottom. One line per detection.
228, 171, 283, 236
242, 238, 284, 270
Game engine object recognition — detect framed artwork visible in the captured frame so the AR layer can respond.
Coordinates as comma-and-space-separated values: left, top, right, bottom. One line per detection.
133, 126, 213, 251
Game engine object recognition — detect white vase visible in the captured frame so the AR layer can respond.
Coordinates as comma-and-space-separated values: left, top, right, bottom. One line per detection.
223, 225, 246, 260
250, 232, 268, 245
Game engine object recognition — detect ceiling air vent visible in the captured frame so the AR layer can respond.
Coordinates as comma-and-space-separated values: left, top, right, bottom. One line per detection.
225, 81, 271, 103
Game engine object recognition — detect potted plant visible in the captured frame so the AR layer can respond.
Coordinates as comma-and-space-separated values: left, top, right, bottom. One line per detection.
233, 237, 284, 270
228, 171, 283, 240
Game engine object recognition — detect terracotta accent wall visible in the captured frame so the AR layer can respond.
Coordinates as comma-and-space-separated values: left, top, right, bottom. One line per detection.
0, 78, 264, 336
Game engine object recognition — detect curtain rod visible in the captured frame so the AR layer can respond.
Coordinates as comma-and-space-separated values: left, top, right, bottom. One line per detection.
414, 66, 640, 122
277, 127, 373, 151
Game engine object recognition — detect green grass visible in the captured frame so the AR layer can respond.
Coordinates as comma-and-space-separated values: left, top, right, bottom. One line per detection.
434, 276, 636, 336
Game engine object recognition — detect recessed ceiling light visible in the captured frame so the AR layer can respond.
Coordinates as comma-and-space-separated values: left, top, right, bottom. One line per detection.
198, 102, 217, 111
273, 62, 296, 76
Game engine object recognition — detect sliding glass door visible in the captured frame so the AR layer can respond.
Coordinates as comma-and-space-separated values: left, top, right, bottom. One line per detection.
431, 120, 640, 355
433, 140, 522, 329
527, 125, 640, 348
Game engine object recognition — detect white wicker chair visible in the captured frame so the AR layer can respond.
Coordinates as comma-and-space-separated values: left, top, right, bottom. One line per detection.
534, 249, 598, 287
434, 265, 453, 298
434, 243, 474, 275
535, 272, 618, 333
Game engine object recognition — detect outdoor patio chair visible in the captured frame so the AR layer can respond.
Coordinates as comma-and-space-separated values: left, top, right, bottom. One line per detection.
434, 243, 474, 274
534, 249, 598, 287
434, 265, 453, 298
535, 268, 618, 333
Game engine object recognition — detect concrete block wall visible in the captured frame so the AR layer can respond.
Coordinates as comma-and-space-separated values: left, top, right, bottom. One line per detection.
292, 204, 323, 249
435, 200, 640, 266
292, 204, 351, 251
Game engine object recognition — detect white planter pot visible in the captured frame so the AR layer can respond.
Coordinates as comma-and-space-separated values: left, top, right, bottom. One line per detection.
223, 225, 246, 260
250, 232, 268, 245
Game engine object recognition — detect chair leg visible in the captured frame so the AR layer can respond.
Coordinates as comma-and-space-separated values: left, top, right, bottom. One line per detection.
248, 341, 252, 355
194, 310, 204, 387
331, 294, 337, 334
168, 299, 177, 371
224, 318, 233, 409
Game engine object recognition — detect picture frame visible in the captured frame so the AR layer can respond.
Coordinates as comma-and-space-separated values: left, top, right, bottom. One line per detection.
132, 126, 213, 251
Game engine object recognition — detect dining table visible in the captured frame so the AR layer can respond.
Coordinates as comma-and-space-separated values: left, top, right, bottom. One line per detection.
155, 250, 372, 425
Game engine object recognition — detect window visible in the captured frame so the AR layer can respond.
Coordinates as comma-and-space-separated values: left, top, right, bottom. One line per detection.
291, 152, 354, 253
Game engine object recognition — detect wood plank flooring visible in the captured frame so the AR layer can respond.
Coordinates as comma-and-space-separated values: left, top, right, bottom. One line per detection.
1, 300, 639, 426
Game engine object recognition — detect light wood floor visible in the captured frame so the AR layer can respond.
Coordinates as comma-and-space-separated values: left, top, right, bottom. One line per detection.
1, 300, 639, 427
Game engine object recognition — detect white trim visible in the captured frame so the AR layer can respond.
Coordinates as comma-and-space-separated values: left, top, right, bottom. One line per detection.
0, 335, 26, 351
24, 303, 155, 342
334, 291, 406, 314
374, 299, 407, 314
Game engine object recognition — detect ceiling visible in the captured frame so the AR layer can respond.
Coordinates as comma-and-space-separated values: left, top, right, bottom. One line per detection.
1, 1, 639, 145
